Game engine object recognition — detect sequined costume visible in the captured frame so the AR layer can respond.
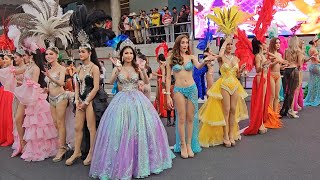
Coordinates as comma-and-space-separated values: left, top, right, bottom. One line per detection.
304, 64, 320, 106
75, 66, 108, 158
171, 61, 202, 153
89, 70, 173, 180
45, 72, 69, 107
199, 63, 248, 147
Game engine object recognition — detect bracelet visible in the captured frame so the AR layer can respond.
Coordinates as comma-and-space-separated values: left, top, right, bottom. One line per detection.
164, 92, 171, 95
74, 100, 79, 103
161, 82, 165, 86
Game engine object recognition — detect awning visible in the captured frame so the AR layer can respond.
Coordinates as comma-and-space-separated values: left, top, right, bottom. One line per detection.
0, 0, 21, 5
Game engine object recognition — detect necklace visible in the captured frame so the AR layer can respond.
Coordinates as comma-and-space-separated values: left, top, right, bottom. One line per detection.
225, 54, 233, 61
83, 63, 91, 72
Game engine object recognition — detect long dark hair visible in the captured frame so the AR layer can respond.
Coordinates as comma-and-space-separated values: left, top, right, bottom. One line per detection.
252, 37, 262, 55
119, 46, 139, 73
157, 53, 166, 62
33, 49, 47, 88
81, 47, 102, 73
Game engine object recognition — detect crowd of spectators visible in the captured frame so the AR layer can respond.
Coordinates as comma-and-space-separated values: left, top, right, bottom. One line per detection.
119, 5, 191, 44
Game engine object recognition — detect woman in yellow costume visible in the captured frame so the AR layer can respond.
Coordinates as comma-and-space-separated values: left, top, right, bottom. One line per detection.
199, 36, 248, 147
199, 6, 250, 147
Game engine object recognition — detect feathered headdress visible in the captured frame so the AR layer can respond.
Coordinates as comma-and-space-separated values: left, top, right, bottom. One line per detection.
106, 34, 134, 57
278, 36, 288, 58
155, 42, 169, 58
197, 19, 214, 51
0, 15, 15, 52
77, 29, 92, 50
106, 34, 129, 50
268, 23, 278, 39
253, 0, 276, 43
207, 6, 253, 35
9, 0, 73, 50
234, 28, 255, 72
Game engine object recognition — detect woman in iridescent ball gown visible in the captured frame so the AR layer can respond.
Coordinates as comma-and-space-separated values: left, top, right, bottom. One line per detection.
89, 40, 173, 180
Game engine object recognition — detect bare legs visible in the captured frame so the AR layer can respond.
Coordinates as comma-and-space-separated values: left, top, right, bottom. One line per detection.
221, 89, 239, 147
270, 72, 281, 112
66, 102, 96, 166
12, 103, 25, 157
174, 92, 195, 158
51, 99, 68, 162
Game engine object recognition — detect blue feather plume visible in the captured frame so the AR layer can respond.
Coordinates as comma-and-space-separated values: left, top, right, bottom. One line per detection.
105, 34, 128, 50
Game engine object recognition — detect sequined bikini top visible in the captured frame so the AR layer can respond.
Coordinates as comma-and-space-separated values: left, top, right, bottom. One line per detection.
45, 72, 60, 87
172, 61, 193, 72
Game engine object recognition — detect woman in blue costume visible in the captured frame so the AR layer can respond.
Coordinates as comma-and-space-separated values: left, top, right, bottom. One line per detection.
165, 34, 215, 158
89, 39, 173, 180
304, 39, 320, 106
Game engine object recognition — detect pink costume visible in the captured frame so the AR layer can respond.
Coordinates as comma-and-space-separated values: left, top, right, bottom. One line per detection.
0, 65, 58, 161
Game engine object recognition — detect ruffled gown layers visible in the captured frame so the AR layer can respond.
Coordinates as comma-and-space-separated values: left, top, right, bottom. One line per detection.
199, 63, 248, 147
90, 72, 173, 180
0, 66, 58, 161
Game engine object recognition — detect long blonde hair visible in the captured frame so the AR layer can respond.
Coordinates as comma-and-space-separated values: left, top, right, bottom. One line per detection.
285, 36, 301, 64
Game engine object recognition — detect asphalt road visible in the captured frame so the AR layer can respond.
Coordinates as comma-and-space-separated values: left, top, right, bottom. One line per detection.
1, 103, 320, 180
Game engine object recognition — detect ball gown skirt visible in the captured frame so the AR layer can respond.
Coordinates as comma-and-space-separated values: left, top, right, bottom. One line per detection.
304, 64, 320, 106
89, 89, 173, 180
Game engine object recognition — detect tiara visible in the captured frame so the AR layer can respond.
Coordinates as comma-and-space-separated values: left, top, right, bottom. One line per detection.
1, 50, 13, 57
77, 30, 92, 50
119, 38, 135, 52
15, 49, 26, 56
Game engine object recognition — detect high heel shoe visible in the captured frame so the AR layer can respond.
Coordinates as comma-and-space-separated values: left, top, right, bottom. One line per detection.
223, 139, 231, 148
11, 144, 22, 157
287, 112, 299, 118
53, 146, 68, 163
180, 144, 188, 159
11, 140, 26, 158
186, 144, 194, 158
171, 122, 175, 127
83, 152, 93, 166
258, 128, 268, 134
166, 119, 171, 127
230, 139, 236, 146
83, 159, 92, 166
65, 153, 82, 166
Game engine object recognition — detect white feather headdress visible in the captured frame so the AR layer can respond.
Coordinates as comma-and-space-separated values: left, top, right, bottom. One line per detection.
9, 0, 73, 50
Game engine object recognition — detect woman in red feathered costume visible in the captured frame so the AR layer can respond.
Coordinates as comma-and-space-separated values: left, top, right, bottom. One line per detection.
0, 28, 15, 147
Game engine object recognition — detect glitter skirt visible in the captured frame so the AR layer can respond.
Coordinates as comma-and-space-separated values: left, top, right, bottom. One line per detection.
89, 89, 174, 180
